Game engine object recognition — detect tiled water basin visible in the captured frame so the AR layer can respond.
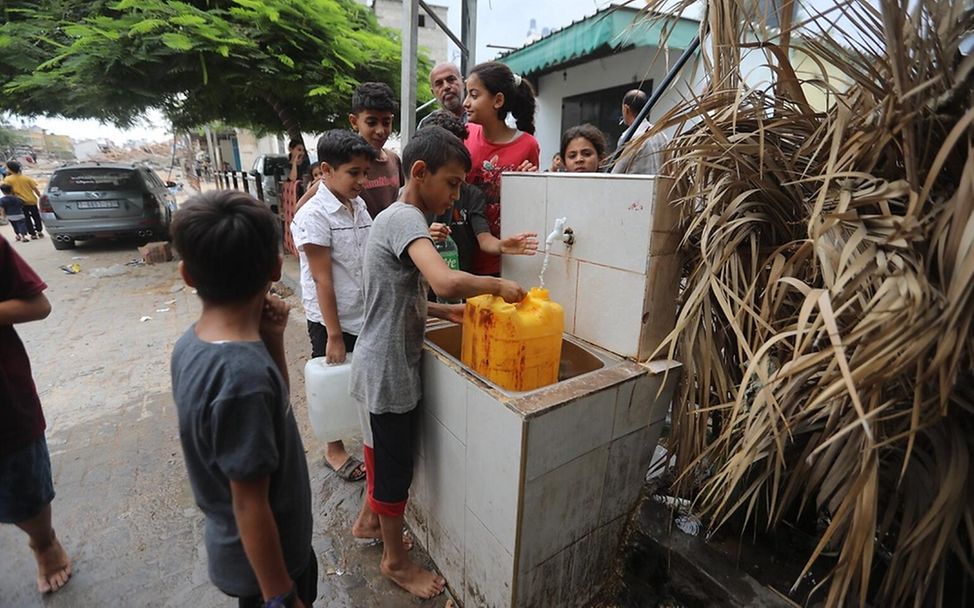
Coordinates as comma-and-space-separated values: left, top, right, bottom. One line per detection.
424, 323, 621, 401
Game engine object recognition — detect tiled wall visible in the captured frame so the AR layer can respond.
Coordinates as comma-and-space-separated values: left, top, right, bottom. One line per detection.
501, 173, 678, 360
414, 343, 682, 607
411, 351, 525, 606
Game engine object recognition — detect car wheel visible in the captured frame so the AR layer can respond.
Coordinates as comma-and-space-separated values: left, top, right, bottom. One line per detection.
52, 236, 76, 250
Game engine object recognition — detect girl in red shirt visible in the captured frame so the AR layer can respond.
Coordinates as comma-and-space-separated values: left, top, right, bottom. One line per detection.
462, 61, 541, 276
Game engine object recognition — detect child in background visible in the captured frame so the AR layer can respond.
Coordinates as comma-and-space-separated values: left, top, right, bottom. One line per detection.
0, 184, 30, 242
0, 236, 72, 595
349, 126, 525, 599
560, 124, 608, 173
348, 82, 404, 219
420, 110, 539, 273
3, 161, 43, 239
290, 130, 375, 484
170, 191, 315, 608
461, 61, 541, 276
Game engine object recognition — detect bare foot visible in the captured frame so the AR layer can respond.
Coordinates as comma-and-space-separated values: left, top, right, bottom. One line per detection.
380, 558, 445, 599
351, 521, 414, 550
30, 535, 72, 593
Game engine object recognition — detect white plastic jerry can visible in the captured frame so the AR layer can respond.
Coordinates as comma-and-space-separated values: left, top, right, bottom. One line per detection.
303, 355, 361, 443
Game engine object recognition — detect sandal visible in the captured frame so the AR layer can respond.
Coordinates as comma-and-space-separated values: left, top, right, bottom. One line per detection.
327, 456, 366, 482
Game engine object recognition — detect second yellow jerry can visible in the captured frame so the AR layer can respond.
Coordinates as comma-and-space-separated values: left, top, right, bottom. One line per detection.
461, 287, 564, 391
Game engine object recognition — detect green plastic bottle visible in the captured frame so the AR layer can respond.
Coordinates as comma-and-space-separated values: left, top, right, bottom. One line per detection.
436, 235, 460, 270
435, 235, 461, 303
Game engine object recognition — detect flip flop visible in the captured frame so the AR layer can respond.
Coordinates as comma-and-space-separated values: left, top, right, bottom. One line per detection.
327, 456, 366, 482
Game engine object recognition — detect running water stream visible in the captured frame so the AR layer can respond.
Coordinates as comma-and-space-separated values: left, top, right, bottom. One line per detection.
538, 248, 552, 289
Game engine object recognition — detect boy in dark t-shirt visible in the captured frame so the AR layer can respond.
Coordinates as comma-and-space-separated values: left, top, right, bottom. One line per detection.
0, 235, 72, 594
169, 191, 315, 608
419, 111, 539, 274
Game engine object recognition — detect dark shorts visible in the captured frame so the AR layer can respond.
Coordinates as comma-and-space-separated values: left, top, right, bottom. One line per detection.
306, 321, 357, 358
234, 548, 318, 608
0, 435, 55, 524
363, 409, 418, 518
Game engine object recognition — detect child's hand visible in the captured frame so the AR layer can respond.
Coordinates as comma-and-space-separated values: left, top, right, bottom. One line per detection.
497, 279, 526, 304
325, 335, 347, 364
441, 304, 465, 324
429, 222, 450, 243
499, 232, 539, 256
259, 294, 290, 338
514, 159, 538, 172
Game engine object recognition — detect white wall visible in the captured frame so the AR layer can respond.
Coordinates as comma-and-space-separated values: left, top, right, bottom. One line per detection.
234, 131, 287, 173
533, 45, 694, 162
372, 0, 451, 65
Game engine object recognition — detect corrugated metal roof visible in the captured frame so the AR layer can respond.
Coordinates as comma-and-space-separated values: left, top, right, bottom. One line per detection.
499, 6, 699, 77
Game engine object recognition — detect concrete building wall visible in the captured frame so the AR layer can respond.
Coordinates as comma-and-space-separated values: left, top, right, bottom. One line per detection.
532, 46, 692, 163
370, 0, 450, 65
234, 130, 286, 173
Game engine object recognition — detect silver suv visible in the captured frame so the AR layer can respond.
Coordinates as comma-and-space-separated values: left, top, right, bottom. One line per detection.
250, 154, 290, 213
40, 163, 178, 250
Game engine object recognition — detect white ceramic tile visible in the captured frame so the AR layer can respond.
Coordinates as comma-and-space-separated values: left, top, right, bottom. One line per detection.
646, 361, 681, 426
599, 427, 655, 525
524, 387, 616, 482
613, 363, 681, 439
570, 516, 627, 604
545, 173, 656, 275
612, 373, 652, 439
516, 545, 574, 608
574, 262, 647, 358
464, 508, 515, 608
422, 353, 467, 445
405, 453, 430, 550
465, 384, 523, 555
519, 445, 609, 570
427, 516, 465, 606
500, 172, 548, 239
502, 252, 578, 333
424, 412, 467, 555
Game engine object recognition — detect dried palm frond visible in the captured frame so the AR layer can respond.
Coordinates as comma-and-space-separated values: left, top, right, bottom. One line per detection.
636, 0, 974, 605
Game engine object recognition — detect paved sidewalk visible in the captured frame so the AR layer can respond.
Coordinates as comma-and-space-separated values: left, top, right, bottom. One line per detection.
0, 228, 447, 607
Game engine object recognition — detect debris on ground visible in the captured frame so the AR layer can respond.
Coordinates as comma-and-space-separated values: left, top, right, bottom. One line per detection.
138, 241, 174, 264
140, 316, 152, 322
125, 258, 145, 266
90, 264, 128, 278
59, 263, 81, 274
169, 283, 184, 293
155, 308, 170, 313
675, 514, 703, 536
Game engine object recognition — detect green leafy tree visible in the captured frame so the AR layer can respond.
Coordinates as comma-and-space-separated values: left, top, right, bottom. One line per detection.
0, 0, 432, 140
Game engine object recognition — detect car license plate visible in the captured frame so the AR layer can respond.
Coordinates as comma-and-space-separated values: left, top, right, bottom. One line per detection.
77, 200, 120, 209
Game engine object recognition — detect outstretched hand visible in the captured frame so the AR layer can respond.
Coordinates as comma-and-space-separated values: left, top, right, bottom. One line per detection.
514, 160, 538, 172
499, 232, 539, 256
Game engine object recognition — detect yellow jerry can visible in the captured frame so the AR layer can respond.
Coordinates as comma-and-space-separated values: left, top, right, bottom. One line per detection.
461, 287, 564, 391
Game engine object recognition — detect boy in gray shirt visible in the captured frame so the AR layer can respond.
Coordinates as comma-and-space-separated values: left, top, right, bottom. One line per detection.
170, 191, 314, 608
349, 127, 525, 599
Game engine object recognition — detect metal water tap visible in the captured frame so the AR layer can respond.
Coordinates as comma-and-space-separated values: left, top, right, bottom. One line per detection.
545, 217, 574, 248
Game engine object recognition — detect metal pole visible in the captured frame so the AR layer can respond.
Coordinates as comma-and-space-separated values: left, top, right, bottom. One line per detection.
461, 0, 477, 75
418, 0, 468, 58
617, 34, 700, 150
401, 0, 419, 144
203, 125, 217, 180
